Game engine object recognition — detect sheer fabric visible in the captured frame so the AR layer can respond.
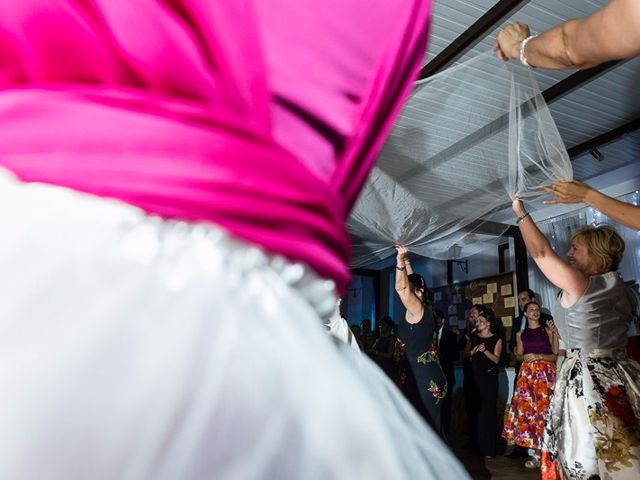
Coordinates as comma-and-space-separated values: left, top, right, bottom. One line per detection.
349, 52, 573, 266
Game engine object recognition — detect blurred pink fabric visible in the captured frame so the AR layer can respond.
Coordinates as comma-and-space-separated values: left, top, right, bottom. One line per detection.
0, 0, 431, 292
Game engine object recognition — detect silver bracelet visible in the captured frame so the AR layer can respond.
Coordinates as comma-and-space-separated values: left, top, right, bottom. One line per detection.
519, 34, 537, 68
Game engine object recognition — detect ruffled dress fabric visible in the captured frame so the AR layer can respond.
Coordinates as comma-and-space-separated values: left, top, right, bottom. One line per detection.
0, 172, 469, 479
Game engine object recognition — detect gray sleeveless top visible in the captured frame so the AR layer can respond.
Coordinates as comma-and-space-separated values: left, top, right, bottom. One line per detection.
553, 272, 639, 351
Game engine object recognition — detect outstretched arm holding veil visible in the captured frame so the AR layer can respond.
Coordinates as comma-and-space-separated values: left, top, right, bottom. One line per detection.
543, 181, 640, 231
495, 0, 640, 232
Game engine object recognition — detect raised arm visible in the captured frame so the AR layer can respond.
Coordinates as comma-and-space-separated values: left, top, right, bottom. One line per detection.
512, 199, 588, 306
546, 322, 560, 356
495, 0, 640, 69
514, 330, 523, 356
394, 246, 423, 319
544, 181, 640, 231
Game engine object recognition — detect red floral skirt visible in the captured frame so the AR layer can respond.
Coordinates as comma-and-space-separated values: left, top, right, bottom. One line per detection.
502, 359, 556, 449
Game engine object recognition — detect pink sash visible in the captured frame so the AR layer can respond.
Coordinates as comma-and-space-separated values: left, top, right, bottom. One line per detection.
0, 0, 431, 292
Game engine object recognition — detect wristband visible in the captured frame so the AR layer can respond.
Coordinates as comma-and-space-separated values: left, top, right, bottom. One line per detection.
396, 265, 406, 271
520, 34, 537, 68
517, 212, 530, 223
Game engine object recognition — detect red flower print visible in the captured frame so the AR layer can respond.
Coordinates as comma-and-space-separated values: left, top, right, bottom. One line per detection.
605, 385, 636, 426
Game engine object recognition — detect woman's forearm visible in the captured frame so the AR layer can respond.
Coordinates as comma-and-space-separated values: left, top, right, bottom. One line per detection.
405, 259, 414, 275
395, 269, 408, 293
484, 350, 499, 364
515, 335, 523, 356
395, 247, 409, 293
551, 334, 559, 356
395, 259, 408, 293
524, 18, 602, 70
517, 215, 554, 261
584, 189, 640, 231
526, 353, 557, 362
498, 0, 640, 70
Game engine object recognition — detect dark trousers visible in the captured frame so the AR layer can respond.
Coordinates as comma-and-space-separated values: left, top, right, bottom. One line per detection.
475, 370, 498, 457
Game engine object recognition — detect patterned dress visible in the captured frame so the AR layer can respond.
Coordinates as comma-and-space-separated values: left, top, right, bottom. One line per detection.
398, 308, 448, 433
502, 326, 556, 449
541, 272, 640, 480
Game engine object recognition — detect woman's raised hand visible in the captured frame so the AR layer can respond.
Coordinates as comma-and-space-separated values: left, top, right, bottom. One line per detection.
543, 180, 591, 205
512, 198, 527, 218
494, 23, 531, 61
395, 245, 408, 264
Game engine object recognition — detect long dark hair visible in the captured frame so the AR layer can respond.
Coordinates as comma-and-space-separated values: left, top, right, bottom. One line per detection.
408, 273, 432, 305
475, 305, 497, 333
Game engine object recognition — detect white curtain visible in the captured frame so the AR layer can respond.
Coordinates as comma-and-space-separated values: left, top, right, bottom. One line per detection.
530, 190, 640, 311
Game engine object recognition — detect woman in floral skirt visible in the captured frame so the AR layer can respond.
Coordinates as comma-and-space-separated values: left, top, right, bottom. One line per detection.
503, 300, 559, 468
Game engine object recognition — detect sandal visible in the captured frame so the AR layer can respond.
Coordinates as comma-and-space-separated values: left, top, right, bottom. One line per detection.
524, 457, 541, 469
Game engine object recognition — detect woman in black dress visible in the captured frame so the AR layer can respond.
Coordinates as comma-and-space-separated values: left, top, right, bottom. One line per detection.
395, 246, 448, 434
465, 306, 503, 458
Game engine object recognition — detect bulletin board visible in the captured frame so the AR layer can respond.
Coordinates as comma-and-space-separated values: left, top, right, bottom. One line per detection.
431, 272, 518, 331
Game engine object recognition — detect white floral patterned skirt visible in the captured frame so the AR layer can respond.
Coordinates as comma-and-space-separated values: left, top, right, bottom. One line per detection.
541, 348, 640, 480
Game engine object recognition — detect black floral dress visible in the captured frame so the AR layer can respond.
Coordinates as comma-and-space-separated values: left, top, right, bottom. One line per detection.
397, 308, 447, 433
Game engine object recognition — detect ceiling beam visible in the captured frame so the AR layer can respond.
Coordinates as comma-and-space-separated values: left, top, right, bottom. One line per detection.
566, 117, 640, 158
419, 0, 530, 79
542, 61, 620, 102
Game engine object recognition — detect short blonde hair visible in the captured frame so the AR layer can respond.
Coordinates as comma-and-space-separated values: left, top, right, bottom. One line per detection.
571, 226, 625, 274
